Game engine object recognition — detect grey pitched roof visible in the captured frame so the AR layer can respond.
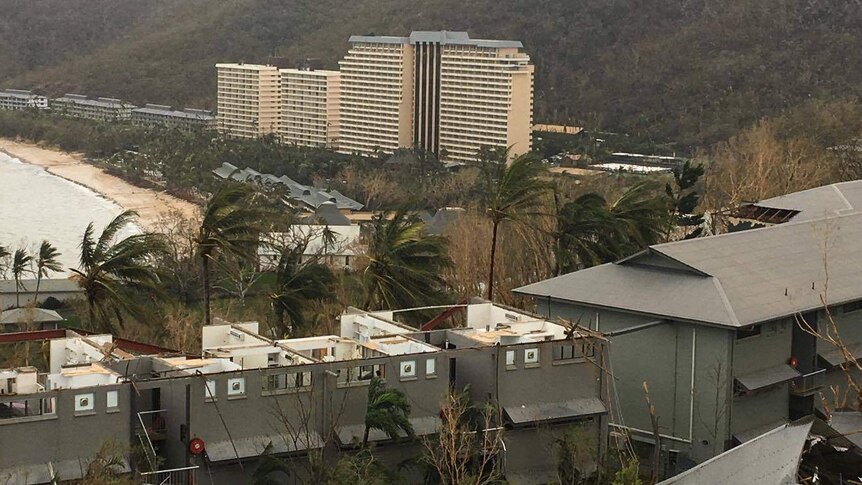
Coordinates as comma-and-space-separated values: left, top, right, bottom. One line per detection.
0, 279, 80, 294
305, 202, 351, 226
210, 163, 363, 210
426, 207, 466, 235
756, 180, 862, 222
516, 211, 862, 328
658, 418, 811, 485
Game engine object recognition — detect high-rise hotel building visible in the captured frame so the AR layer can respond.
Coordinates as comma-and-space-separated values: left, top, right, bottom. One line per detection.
338, 31, 534, 162
216, 63, 280, 138
279, 69, 341, 148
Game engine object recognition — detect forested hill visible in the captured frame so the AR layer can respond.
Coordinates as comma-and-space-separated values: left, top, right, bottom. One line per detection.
3, 0, 862, 146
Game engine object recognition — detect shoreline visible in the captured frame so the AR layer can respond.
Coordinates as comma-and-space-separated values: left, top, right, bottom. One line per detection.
0, 138, 199, 230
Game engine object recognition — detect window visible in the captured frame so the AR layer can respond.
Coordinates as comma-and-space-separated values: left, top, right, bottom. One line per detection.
204, 380, 217, 401
0, 397, 53, 419
505, 350, 515, 368
106, 390, 119, 410
75, 393, 94, 413
228, 378, 246, 396
337, 364, 384, 386
263, 371, 312, 393
736, 326, 761, 340
426, 358, 436, 377
554, 344, 576, 361
400, 360, 416, 378
524, 348, 540, 365
553, 342, 596, 361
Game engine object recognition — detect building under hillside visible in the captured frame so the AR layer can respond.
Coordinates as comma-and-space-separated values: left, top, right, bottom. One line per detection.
0, 89, 48, 111
51, 94, 136, 121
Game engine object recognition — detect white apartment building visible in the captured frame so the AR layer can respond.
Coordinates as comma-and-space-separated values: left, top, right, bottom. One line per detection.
338, 31, 533, 162
51, 94, 135, 121
279, 68, 340, 148
216, 63, 280, 138
131, 104, 215, 132
0, 89, 48, 111
337, 37, 414, 155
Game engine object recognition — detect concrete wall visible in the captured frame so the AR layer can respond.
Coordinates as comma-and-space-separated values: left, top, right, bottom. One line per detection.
0, 383, 130, 481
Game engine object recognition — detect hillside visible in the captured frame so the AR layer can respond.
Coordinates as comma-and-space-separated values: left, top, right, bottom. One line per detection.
3, 0, 862, 146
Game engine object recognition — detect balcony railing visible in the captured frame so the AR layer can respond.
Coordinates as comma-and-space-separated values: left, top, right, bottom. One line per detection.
790, 369, 826, 396
139, 465, 198, 485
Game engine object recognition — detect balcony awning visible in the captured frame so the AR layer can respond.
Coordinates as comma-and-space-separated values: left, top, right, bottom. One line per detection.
335, 415, 441, 447
0, 458, 130, 484
819, 343, 862, 367
504, 397, 607, 426
735, 364, 800, 391
205, 432, 324, 462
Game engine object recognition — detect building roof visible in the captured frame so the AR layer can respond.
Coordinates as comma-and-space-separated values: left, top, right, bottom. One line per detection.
304, 202, 351, 226
504, 398, 606, 425
0, 278, 80, 294
211, 163, 363, 210
132, 104, 214, 121
516, 211, 862, 328
0, 308, 64, 324
349, 31, 524, 49
658, 418, 812, 485
53, 94, 135, 109
755, 180, 862, 222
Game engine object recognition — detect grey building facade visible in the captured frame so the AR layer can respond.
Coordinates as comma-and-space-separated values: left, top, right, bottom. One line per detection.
516, 209, 862, 474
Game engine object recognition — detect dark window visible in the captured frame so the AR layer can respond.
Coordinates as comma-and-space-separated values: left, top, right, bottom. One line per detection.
736, 326, 761, 340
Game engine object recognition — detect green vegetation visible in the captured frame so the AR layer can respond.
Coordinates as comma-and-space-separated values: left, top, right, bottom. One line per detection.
362, 376, 414, 447
4, 1, 862, 146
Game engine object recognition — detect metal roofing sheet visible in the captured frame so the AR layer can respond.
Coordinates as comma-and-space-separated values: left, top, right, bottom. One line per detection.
736, 364, 800, 391
336, 416, 440, 446
504, 397, 606, 425
0, 308, 64, 324
828, 412, 862, 449
517, 211, 862, 327
205, 432, 324, 462
757, 181, 862, 222
819, 342, 862, 367
660, 418, 812, 485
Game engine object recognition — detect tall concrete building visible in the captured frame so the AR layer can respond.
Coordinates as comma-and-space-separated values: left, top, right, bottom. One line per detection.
279, 68, 341, 148
338, 31, 534, 162
216, 63, 280, 138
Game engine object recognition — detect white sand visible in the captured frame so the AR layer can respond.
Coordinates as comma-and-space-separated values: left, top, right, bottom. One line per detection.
0, 138, 199, 230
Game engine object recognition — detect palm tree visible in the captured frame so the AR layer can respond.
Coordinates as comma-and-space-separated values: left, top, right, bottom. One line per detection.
33, 240, 62, 304
556, 182, 671, 273
70, 210, 166, 332
0, 244, 10, 278
268, 245, 334, 337
195, 183, 265, 326
11, 249, 33, 308
363, 211, 451, 310
363, 376, 414, 447
480, 153, 549, 300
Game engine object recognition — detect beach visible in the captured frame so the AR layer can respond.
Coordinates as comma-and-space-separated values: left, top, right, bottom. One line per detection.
0, 138, 199, 230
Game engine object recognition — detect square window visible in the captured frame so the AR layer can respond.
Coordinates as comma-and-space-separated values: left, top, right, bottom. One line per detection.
228, 377, 246, 396
400, 361, 416, 378
106, 390, 118, 409
426, 358, 436, 376
75, 393, 94, 413
525, 348, 539, 365
506, 350, 515, 367
205, 380, 217, 401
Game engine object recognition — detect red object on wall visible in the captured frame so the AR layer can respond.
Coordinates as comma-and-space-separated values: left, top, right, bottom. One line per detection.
788, 356, 799, 368
189, 437, 205, 455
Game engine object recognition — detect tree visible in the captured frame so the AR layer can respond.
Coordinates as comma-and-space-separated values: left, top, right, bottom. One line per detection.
70, 210, 166, 332
11, 249, 33, 308
195, 182, 265, 326
268, 245, 334, 337
33, 240, 62, 304
479, 153, 549, 300
0, 244, 10, 279
665, 161, 705, 239
363, 376, 414, 447
362, 211, 451, 310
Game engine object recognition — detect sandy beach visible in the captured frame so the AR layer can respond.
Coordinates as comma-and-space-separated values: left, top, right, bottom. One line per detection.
0, 138, 199, 230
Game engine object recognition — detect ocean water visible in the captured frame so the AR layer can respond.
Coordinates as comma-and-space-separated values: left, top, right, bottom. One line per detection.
0, 152, 136, 275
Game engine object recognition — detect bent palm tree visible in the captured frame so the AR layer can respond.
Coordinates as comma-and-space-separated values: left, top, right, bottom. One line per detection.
33, 240, 63, 304
195, 183, 266, 326
363, 211, 451, 310
0, 244, 10, 278
268, 245, 334, 337
480, 153, 549, 300
12, 249, 33, 308
363, 377, 414, 447
70, 210, 166, 332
